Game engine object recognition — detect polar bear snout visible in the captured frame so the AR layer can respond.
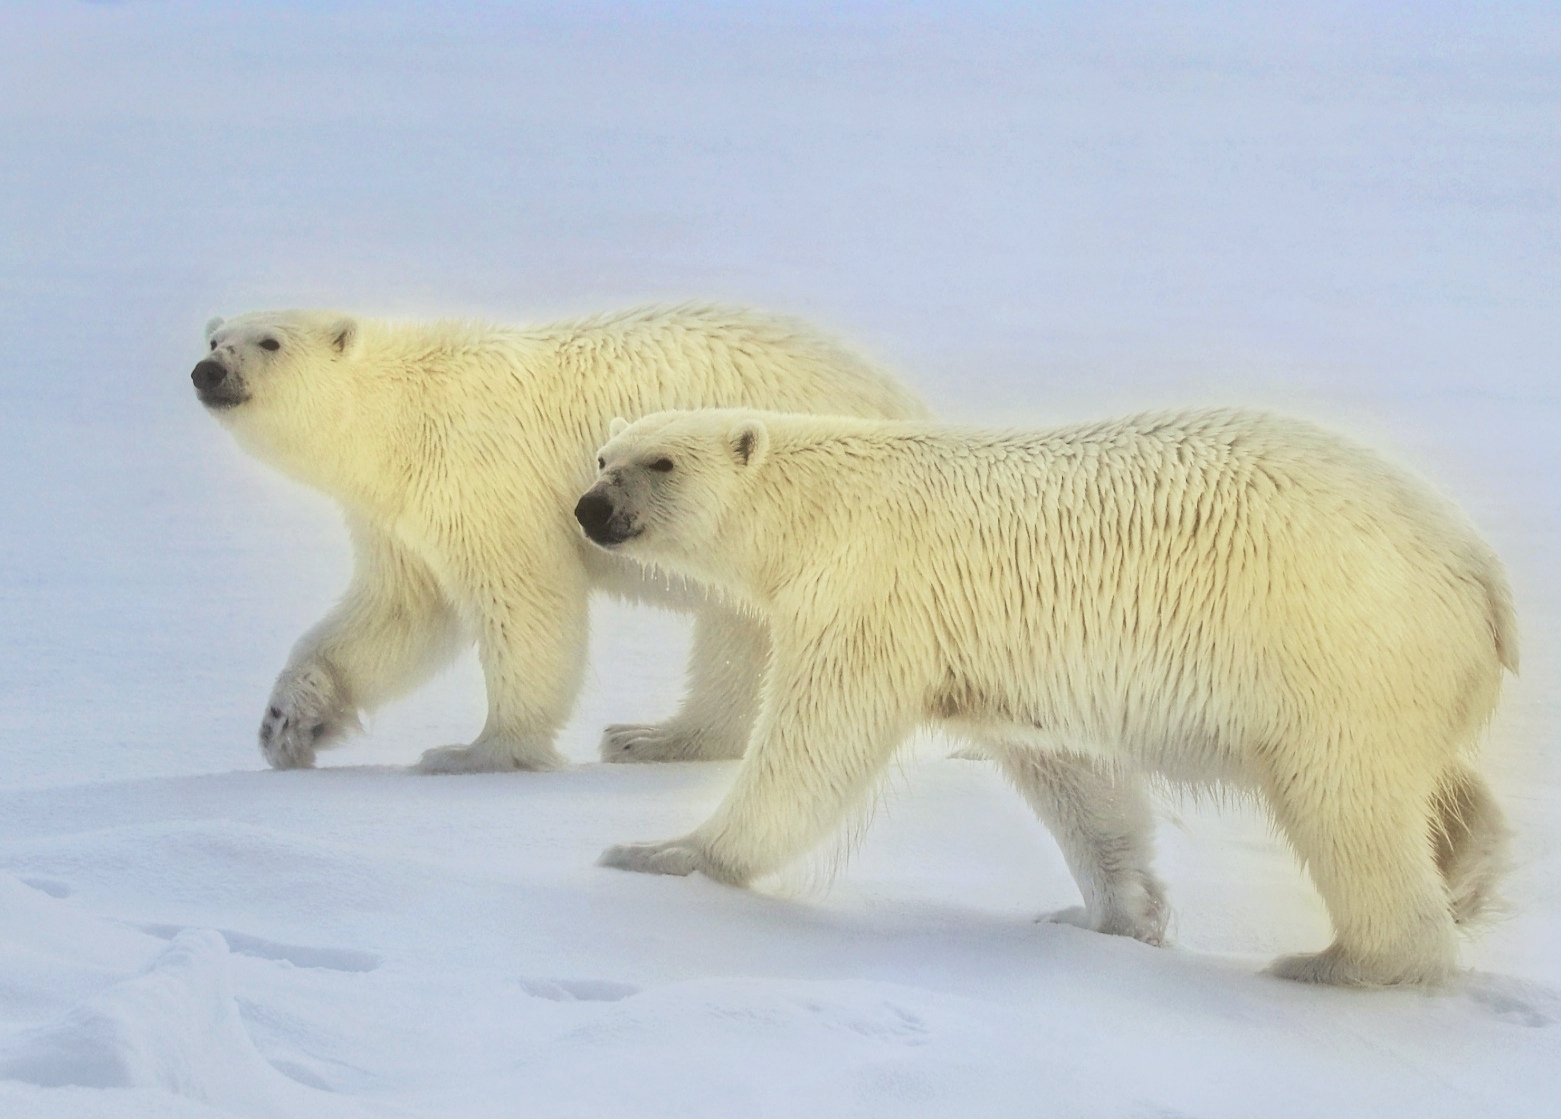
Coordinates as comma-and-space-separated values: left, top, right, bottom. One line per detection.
191, 359, 249, 409
574, 489, 638, 547
191, 359, 226, 391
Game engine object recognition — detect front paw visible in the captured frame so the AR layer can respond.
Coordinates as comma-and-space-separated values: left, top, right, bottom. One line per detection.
599, 838, 750, 885
413, 740, 565, 774
598, 839, 707, 877
260, 662, 356, 770
599, 722, 744, 763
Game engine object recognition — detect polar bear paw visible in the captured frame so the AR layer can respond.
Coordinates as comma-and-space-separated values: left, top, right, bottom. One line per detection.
260, 662, 357, 770
1040, 870, 1169, 947
1042, 904, 1167, 947
1041, 905, 1094, 930
412, 739, 565, 775
599, 840, 704, 876
599, 721, 745, 763
1266, 942, 1453, 988
598, 837, 748, 885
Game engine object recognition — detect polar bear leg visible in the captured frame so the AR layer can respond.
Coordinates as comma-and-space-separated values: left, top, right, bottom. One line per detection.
601, 607, 766, 763
984, 743, 1168, 945
414, 559, 588, 774
1433, 763, 1509, 927
1264, 750, 1457, 986
602, 646, 908, 883
263, 522, 465, 769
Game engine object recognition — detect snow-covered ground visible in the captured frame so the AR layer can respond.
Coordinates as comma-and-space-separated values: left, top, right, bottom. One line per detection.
1, 3, 1558, 1115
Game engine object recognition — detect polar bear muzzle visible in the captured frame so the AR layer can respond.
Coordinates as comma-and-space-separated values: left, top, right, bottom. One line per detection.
574, 489, 640, 547
191, 358, 250, 409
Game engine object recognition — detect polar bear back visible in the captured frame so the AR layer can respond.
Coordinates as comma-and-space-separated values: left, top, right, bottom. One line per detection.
542, 305, 928, 424
374, 304, 927, 452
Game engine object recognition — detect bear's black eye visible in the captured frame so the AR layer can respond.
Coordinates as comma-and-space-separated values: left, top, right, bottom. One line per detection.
597, 456, 605, 471
649, 457, 674, 473
259, 338, 281, 352
209, 339, 218, 351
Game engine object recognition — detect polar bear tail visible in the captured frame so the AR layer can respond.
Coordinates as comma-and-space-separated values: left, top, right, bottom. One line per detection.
1480, 563, 1521, 675
1432, 764, 1510, 927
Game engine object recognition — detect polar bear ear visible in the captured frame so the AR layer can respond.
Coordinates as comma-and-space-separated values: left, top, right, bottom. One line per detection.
609, 417, 630, 439
729, 417, 769, 469
204, 316, 225, 341
327, 317, 358, 357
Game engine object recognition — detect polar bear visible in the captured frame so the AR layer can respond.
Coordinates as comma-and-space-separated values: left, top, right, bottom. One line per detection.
190, 306, 927, 773
580, 408, 1516, 986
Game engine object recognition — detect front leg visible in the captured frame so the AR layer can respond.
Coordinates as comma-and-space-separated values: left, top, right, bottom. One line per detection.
263, 519, 464, 769
414, 556, 589, 774
601, 631, 910, 883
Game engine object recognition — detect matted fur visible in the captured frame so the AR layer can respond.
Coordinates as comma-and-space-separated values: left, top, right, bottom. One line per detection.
194, 306, 927, 773
585, 408, 1515, 987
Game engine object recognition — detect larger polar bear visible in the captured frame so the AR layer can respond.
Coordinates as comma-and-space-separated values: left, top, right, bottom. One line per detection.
580, 408, 1516, 986
191, 305, 927, 773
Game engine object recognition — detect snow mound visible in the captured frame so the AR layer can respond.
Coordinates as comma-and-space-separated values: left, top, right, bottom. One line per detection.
0, 930, 344, 1118
0, 872, 168, 1022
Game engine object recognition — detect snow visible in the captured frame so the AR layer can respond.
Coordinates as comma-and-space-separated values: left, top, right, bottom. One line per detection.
1, 1, 1557, 1115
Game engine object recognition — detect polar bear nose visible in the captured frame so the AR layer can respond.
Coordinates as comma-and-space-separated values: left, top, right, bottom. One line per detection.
574, 492, 615, 538
191, 360, 228, 392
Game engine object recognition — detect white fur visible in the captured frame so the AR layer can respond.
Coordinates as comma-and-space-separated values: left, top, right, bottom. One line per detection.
196, 306, 927, 772
585, 408, 1516, 986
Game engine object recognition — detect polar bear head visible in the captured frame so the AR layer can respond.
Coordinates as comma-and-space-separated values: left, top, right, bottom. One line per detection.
575, 409, 770, 566
192, 309, 362, 472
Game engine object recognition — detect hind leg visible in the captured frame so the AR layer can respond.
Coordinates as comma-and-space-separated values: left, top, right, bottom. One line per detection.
601, 607, 767, 762
986, 743, 1168, 945
1264, 753, 1456, 986
1433, 763, 1509, 927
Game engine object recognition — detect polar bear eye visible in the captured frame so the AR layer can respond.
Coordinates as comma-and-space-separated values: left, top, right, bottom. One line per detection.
209, 339, 218, 351
597, 457, 606, 471
649, 457, 674, 472
259, 338, 281, 352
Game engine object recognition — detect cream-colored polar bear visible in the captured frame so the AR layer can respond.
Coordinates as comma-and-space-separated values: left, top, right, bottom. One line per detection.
191, 306, 927, 773
580, 408, 1516, 986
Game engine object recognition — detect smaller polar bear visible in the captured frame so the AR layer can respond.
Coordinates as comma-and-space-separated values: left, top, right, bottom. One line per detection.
191, 306, 926, 773
578, 408, 1516, 986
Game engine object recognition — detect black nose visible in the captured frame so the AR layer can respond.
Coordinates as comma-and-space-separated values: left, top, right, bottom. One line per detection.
574, 492, 614, 535
191, 360, 228, 392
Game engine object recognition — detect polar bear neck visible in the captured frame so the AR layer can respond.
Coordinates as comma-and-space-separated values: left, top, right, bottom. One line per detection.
708, 420, 905, 609
238, 319, 559, 527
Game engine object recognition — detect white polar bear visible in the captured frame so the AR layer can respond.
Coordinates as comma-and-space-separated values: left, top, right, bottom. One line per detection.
581, 408, 1516, 986
191, 306, 927, 773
